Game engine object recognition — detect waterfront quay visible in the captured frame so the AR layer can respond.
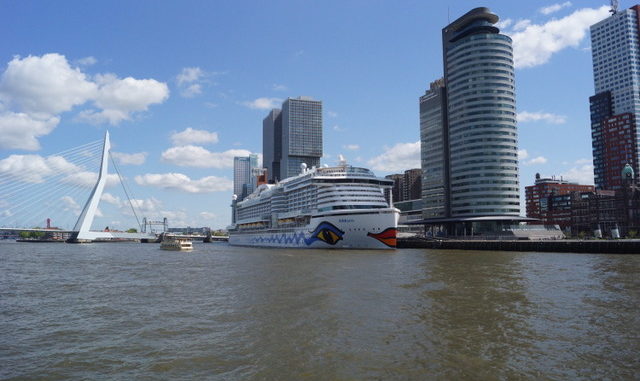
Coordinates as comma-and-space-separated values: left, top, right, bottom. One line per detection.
398, 237, 640, 254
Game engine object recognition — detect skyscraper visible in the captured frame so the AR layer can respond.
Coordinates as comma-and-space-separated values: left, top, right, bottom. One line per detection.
263, 97, 323, 181
262, 108, 282, 183
589, 4, 640, 190
281, 97, 323, 179
233, 154, 258, 201
420, 78, 449, 219
420, 7, 520, 225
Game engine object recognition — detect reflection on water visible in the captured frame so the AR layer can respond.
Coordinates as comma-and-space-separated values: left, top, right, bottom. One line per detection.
1, 242, 639, 379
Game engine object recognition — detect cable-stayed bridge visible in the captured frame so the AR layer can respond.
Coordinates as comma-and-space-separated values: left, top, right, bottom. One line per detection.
0, 131, 157, 243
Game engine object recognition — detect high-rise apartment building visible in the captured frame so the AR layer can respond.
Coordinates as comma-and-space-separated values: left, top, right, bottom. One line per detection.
420, 7, 520, 227
403, 168, 422, 201
262, 97, 322, 182
385, 169, 422, 204
233, 154, 259, 201
589, 4, 640, 190
385, 173, 404, 204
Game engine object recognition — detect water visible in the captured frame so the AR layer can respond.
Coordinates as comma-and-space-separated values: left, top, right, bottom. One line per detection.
1, 241, 639, 380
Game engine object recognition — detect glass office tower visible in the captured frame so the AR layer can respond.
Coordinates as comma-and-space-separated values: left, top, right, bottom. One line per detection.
233, 154, 259, 201
281, 97, 323, 179
263, 97, 323, 182
590, 5, 640, 190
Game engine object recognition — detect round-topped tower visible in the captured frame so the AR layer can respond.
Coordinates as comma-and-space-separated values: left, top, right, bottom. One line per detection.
443, 7, 519, 217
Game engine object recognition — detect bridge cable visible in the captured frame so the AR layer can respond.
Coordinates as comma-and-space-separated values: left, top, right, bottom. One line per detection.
109, 153, 142, 231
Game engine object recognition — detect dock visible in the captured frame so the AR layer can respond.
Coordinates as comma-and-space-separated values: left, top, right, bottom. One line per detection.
397, 237, 640, 254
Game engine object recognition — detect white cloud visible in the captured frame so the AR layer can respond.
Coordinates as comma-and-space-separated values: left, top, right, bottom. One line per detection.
101, 192, 122, 206
181, 84, 202, 98
496, 19, 513, 30
367, 141, 420, 172
540, 2, 572, 15
200, 211, 217, 220
527, 156, 548, 165
110, 151, 147, 165
332, 125, 344, 132
78, 73, 169, 125
517, 111, 566, 124
0, 53, 97, 116
0, 154, 78, 183
100, 192, 162, 217
76, 56, 97, 66
61, 171, 119, 188
160, 209, 190, 226
510, 6, 610, 68
512, 19, 532, 32
272, 84, 287, 91
0, 53, 169, 149
170, 127, 219, 146
242, 97, 282, 110
129, 197, 163, 215
61, 195, 81, 215
327, 111, 338, 118
518, 149, 529, 160
343, 144, 360, 151
176, 67, 206, 98
575, 158, 592, 165
560, 164, 594, 185
0, 112, 59, 150
161, 145, 252, 168
134, 173, 233, 193
176, 67, 203, 86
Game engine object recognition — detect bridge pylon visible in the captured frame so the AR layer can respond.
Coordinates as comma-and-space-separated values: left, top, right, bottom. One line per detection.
67, 131, 155, 243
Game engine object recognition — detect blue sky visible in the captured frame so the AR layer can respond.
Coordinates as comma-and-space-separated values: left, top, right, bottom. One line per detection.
0, 1, 624, 229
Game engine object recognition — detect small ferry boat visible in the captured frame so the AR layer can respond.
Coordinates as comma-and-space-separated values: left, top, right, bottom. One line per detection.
160, 235, 193, 251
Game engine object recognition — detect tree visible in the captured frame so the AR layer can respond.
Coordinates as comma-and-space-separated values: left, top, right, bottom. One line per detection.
126, 228, 138, 233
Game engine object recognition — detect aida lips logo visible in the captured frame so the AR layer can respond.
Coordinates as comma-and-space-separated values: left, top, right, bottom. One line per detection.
367, 228, 397, 248
305, 221, 345, 245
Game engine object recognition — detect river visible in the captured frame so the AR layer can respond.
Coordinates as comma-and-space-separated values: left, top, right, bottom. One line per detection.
1, 241, 639, 380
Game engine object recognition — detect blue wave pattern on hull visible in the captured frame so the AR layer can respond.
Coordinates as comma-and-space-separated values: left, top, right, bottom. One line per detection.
250, 231, 308, 246
249, 221, 346, 246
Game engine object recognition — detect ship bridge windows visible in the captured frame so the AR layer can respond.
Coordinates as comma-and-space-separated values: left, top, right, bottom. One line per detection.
318, 205, 387, 212
314, 178, 393, 186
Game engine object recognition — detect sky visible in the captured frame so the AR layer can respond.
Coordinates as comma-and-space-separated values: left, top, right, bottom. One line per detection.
0, 0, 626, 230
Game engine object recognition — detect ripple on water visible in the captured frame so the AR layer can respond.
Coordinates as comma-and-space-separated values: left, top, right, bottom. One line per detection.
1, 243, 639, 380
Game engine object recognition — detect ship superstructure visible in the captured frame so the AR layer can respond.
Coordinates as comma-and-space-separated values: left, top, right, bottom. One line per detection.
229, 161, 399, 249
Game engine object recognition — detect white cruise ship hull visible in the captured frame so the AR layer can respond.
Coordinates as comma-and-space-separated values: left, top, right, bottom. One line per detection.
229, 209, 399, 249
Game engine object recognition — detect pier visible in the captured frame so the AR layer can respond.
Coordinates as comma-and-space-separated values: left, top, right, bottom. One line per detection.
397, 237, 640, 254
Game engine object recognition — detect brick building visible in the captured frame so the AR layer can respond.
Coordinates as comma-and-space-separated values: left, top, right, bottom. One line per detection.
525, 173, 595, 227
385, 169, 422, 203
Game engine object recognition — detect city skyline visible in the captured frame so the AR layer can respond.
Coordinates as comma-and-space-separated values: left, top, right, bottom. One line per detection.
0, 1, 625, 229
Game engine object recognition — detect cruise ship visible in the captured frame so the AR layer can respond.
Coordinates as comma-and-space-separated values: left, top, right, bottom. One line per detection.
228, 160, 399, 249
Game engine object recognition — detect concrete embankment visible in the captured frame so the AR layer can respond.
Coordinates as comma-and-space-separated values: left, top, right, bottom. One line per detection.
397, 237, 640, 254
